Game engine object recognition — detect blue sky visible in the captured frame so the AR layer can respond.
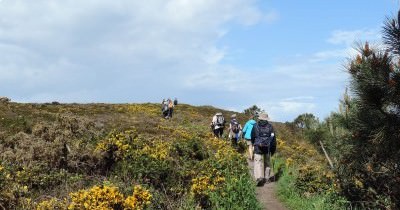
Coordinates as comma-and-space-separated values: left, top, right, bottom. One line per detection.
0, 0, 398, 122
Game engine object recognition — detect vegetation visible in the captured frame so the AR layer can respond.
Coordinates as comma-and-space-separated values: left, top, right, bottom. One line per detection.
242, 105, 263, 117
271, 125, 348, 210
0, 102, 260, 209
2, 10, 398, 210
286, 11, 400, 209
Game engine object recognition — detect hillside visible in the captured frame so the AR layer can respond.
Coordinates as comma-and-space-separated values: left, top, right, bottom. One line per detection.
0, 102, 264, 209
0, 101, 343, 210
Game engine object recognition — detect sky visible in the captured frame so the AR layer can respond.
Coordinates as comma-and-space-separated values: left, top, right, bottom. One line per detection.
0, 0, 398, 122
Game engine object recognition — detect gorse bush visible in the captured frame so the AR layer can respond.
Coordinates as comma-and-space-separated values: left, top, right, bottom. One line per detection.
36, 184, 152, 210
271, 131, 348, 209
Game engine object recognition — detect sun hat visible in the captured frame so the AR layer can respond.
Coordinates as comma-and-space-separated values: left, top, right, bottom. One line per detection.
231, 114, 236, 118
258, 112, 269, 121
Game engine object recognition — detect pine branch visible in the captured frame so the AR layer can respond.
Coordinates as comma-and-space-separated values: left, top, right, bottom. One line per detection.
383, 11, 400, 55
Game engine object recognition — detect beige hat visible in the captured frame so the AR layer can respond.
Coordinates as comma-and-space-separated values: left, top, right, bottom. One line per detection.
258, 112, 269, 121
231, 114, 236, 118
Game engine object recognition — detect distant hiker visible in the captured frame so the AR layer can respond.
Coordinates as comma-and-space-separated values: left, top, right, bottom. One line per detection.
173, 97, 178, 106
211, 112, 225, 138
161, 99, 169, 118
167, 98, 174, 118
251, 112, 276, 186
242, 115, 257, 160
228, 114, 242, 146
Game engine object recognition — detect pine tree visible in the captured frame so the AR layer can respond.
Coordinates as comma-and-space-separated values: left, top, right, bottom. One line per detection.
337, 11, 400, 209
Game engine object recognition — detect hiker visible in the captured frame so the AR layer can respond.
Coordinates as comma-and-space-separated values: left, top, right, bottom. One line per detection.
211, 112, 225, 138
228, 114, 242, 146
167, 98, 174, 118
242, 115, 257, 160
251, 112, 276, 186
161, 99, 169, 118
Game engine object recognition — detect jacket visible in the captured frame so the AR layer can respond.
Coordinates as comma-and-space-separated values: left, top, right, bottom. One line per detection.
242, 119, 256, 140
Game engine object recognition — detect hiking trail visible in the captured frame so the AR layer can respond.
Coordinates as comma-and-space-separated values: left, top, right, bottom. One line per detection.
248, 160, 287, 210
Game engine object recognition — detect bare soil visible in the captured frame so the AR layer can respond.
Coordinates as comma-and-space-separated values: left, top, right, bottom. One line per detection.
248, 159, 287, 210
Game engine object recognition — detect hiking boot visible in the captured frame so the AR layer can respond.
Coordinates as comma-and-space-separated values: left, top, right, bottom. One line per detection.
256, 178, 264, 187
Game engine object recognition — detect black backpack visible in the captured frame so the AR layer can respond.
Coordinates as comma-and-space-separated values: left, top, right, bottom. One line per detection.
255, 123, 275, 150
231, 120, 240, 134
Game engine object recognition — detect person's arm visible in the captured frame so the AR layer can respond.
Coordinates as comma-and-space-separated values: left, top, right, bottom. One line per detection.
242, 122, 248, 133
270, 125, 276, 155
270, 124, 275, 137
242, 122, 248, 137
251, 125, 257, 142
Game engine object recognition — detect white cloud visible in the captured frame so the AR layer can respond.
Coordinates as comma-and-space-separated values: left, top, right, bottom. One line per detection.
309, 29, 382, 63
254, 97, 316, 122
0, 1, 370, 123
0, 0, 264, 102
327, 29, 380, 46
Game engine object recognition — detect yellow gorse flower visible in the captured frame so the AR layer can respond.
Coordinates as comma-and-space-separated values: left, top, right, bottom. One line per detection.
124, 185, 152, 210
95, 130, 136, 160
68, 185, 124, 210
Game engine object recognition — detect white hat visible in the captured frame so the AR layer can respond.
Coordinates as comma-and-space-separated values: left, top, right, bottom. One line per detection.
258, 112, 269, 121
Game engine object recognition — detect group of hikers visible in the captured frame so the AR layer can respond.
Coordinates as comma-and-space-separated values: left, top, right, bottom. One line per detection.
210, 112, 277, 186
160, 99, 275, 186
161, 98, 177, 119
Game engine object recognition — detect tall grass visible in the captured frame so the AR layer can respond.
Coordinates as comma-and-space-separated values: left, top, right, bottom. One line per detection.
273, 157, 348, 210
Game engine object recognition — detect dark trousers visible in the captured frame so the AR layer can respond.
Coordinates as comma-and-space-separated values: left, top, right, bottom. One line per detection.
213, 128, 223, 138
163, 110, 168, 118
168, 108, 173, 118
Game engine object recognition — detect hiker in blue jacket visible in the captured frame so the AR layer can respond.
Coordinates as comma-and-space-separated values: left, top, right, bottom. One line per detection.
242, 115, 257, 160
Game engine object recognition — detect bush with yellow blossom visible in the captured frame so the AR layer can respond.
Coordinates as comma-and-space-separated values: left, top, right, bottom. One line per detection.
36, 184, 152, 210
124, 185, 152, 210
68, 184, 124, 209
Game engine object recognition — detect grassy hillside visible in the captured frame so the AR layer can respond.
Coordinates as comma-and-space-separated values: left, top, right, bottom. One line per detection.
0, 102, 260, 209
0, 101, 347, 210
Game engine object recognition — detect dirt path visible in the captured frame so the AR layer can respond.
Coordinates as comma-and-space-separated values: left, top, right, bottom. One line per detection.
248, 160, 287, 210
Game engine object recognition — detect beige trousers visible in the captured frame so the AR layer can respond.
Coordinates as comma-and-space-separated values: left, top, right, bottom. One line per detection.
254, 153, 271, 180
246, 140, 254, 160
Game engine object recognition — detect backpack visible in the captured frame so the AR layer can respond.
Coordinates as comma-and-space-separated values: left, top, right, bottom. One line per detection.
231, 120, 240, 134
216, 115, 224, 126
173, 99, 178, 105
255, 124, 274, 148
162, 103, 168, 112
